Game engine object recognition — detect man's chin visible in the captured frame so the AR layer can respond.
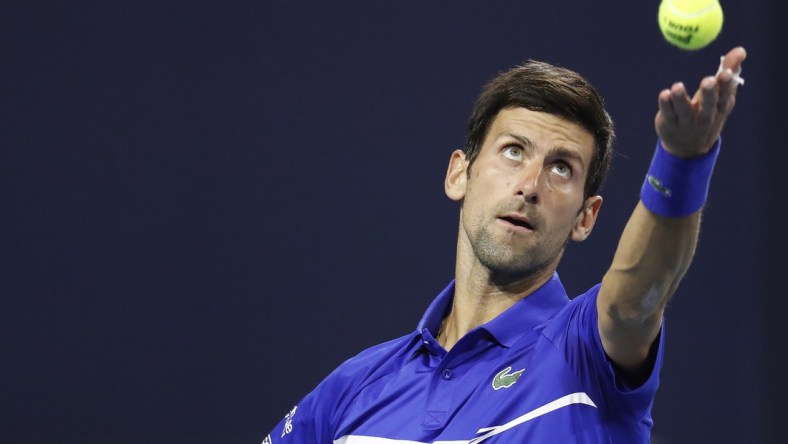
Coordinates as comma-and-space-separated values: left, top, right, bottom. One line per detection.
476, 247, 563, 283
482, 260, 546, 284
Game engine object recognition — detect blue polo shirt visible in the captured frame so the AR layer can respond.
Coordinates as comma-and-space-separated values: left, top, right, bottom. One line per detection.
263, 274, 664, 443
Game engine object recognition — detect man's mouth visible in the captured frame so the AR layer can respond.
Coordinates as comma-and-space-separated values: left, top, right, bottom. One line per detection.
498, 215, 535, 231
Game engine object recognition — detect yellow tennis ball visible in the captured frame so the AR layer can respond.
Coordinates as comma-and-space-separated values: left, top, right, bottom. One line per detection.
658, 0, 724, 50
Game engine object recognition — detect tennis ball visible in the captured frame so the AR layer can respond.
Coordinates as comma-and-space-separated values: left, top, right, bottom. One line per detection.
658, 0, 724, 50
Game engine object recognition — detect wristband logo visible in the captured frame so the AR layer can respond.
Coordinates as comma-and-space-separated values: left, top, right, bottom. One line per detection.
647, 175, 672, 197
492, 366, 525, 390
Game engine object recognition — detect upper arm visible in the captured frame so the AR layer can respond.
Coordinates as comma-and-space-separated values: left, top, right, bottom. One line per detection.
542, 286, 664, 399
264, 366, 348, 444
265, 401, 328, 444
596, 284, 664, 384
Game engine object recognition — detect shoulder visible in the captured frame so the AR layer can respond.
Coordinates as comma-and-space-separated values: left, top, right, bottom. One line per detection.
534, 283, 664, 411
538, 284, 602, 342
267, 333, 417, 442
314, 332, 417, 402
334, 333, 415, 373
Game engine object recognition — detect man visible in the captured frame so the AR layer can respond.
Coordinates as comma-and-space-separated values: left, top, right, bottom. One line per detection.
263, 46, 747, 443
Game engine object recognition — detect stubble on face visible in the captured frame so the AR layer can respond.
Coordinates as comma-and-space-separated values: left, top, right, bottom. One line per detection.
464, 196, 569, 286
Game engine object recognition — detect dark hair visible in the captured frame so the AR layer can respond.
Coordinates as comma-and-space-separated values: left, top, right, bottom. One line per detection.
464, 60, 615, 198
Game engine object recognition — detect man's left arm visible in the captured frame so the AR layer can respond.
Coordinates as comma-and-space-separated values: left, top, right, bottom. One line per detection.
597, 47, 747, 381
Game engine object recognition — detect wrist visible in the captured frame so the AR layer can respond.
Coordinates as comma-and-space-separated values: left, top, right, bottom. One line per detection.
640, 138, 721, 217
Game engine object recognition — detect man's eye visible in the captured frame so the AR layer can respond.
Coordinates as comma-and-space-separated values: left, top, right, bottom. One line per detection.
551, 163, 572, 179
503, 146, 523, 161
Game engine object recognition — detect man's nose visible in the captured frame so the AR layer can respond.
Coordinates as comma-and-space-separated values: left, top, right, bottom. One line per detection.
515, 161, 543, 204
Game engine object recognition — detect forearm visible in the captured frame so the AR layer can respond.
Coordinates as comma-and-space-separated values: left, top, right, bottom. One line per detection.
601, 201, 700, 323
597, 202, 700, 374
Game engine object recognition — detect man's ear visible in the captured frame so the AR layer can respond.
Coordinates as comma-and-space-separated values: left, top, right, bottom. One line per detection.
570, 195, 603, 242
445, 150, 468, 201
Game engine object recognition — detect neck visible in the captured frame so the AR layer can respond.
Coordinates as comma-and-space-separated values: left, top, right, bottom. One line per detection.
438, 253, 558, 351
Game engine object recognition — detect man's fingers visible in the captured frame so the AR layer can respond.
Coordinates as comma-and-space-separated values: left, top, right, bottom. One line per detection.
657, 89, 677, 123
697, 76, 719, 124
655, 47, 747, 156
670, 82, 693, 122
714, 47, 745, 115
717, 68, 738, 113
721, 46, 747, 74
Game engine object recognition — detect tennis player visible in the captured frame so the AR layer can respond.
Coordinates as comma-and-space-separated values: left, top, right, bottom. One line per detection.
263, 46, 746, 443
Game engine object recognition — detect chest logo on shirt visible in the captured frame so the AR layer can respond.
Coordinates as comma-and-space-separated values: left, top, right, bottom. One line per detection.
492, 366, 525, 390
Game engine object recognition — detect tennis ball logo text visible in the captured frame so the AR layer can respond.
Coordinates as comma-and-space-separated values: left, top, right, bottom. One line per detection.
662, 19, 700, 45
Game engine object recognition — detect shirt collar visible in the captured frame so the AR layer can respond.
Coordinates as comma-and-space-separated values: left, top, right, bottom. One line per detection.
398, 281, 456, 358
409, 273, 570, 351
416, 280, 456, 336
481, 273, 570, 347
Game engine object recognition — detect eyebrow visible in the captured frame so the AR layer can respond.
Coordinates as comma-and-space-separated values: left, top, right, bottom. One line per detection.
549, 146, 585, 170
501, 133, 534, 149
499, 132, 586, 169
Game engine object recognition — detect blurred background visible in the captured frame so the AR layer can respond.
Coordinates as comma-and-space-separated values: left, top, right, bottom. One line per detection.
2, 1, 786, 442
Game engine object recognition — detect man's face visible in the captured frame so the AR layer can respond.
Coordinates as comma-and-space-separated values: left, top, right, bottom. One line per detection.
446, 107, 601, 281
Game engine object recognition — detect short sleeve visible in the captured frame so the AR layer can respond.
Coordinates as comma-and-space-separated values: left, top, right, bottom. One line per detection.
262, 367, 352, 444
540, 284, 665, 423
261, 335, 413, 444
262, 387, 330, 444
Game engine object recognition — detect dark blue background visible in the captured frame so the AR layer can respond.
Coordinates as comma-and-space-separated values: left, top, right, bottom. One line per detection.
2, 1, 786, 443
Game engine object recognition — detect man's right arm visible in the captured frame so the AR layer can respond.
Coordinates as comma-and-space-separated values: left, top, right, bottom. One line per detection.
262, 382, 336, 444
262, 398, 325, 444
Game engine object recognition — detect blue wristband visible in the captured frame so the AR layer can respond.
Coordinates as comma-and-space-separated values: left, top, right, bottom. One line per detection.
640, 138, 721, 217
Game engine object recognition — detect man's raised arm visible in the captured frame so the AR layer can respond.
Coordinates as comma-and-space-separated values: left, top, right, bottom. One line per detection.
597, 47, 747, 379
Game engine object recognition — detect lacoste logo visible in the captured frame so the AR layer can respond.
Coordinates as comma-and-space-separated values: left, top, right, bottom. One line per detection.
492, 366, 525, 390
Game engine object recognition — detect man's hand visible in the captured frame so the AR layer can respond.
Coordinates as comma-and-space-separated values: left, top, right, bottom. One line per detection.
655, 46, 747, 158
